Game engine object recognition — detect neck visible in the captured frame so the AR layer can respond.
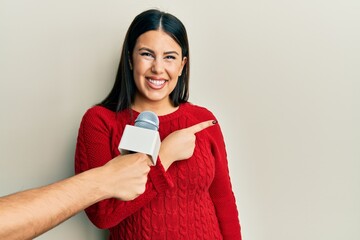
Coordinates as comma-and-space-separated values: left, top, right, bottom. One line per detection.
132, 98, 178, 116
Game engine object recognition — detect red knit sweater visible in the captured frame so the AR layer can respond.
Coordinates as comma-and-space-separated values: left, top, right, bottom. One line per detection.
75, 102, 241, 240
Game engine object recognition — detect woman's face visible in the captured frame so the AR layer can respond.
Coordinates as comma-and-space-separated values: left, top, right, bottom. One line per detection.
131, 30, 187, 108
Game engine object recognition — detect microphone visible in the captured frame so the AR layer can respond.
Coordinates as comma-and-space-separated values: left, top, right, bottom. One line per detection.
118, 111, 161, 165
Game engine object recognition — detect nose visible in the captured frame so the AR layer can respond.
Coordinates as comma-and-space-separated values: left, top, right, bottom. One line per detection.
151, 58, 164, 74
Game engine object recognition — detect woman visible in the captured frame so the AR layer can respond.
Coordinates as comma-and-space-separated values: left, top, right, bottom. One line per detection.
75, 9, 241, 240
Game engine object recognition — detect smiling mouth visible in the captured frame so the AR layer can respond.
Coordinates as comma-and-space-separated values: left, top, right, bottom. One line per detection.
147, 78, 167, 89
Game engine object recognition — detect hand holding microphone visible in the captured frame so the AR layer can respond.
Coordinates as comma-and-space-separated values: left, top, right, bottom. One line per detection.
101, 153, 152, 201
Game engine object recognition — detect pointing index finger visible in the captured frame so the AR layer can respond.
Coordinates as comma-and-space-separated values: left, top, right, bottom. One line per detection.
187, 120, 217, 134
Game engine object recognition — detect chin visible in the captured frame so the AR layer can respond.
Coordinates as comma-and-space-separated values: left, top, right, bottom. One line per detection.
146, 94, 169, 103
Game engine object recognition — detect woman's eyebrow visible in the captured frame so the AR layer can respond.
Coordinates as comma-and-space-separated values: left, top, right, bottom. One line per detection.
138, 47, 155, 54
164, 51, 179, 56
138, 47, 179, 56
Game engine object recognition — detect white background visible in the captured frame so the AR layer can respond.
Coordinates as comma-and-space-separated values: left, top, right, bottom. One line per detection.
1, 0, 359, 239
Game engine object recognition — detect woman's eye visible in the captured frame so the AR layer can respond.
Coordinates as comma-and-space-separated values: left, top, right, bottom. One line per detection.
165, 55, 176, 60
140, 52, 153, 58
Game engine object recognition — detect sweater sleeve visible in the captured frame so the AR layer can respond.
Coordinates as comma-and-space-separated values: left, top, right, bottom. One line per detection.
74, 107, 174, 229
207, 120, 242, 240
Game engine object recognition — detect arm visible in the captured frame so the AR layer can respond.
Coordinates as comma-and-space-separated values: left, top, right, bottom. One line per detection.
208, 122, 242, 240
0, 153, 151, 240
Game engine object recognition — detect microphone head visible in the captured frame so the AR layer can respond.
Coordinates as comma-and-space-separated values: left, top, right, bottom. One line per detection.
134, 111, 159, 131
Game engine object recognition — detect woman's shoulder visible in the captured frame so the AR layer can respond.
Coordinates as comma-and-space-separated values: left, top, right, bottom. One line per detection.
182, 102, 217, 120
83, 105, 115, 117
80, 105, 118, 125
184, 102, 214, 117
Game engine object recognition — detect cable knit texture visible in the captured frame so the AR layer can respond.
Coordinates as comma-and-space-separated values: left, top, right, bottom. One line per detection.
75, 102, 241, 240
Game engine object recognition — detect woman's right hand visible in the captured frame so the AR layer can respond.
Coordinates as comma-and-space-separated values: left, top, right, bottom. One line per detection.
159, 120, 216, 170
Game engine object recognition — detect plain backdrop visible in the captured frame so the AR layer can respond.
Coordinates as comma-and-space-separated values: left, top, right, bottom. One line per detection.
1, 0, 359, 239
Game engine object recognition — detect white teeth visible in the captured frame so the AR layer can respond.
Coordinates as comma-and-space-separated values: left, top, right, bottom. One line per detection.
148, 79, 165, 86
